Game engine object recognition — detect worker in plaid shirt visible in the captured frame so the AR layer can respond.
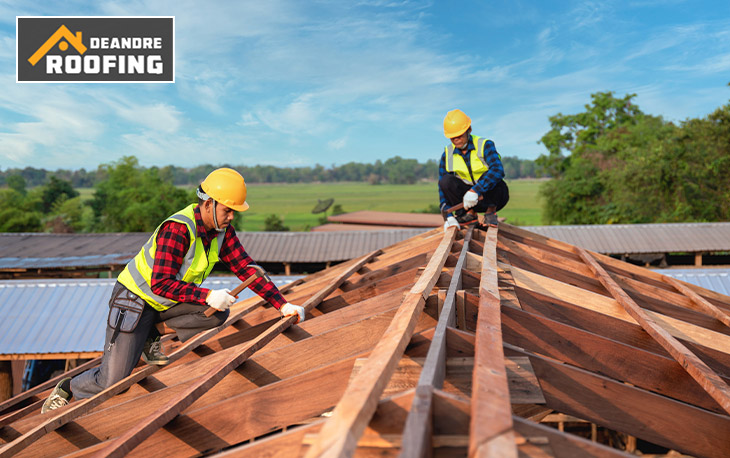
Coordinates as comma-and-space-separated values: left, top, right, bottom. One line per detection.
42, 168, 305, 412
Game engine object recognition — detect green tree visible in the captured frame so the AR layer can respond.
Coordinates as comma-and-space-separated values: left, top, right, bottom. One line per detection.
88, 156, 192, 232
264, 214, 290, 231
41, 176, 79, 213
537, 90, 730, 224
7, 175, 27, 195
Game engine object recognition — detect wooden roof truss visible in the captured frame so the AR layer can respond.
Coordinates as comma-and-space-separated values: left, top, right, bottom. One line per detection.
1, 224, 730, 457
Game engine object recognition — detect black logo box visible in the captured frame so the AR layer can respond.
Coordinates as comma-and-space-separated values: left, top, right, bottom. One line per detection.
17, 17, 174, 82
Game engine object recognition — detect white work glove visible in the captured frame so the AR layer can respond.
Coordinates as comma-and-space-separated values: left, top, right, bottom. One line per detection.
280, 303, 306, 324
443, 216, 459, 230
206, 289, 235, 311
463, 190, 479, 210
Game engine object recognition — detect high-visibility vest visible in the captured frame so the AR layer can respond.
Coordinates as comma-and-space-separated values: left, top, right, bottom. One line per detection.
444, 135, 498, 185
117, 204, 225, 311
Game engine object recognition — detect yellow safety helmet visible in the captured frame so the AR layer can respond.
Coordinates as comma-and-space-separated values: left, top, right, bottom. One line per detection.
200, 168, 249, 212
443, 109, 472, 138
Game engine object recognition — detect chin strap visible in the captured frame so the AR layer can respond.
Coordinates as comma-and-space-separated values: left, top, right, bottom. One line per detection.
197, 187, 226, 233
212, 201, 225, 232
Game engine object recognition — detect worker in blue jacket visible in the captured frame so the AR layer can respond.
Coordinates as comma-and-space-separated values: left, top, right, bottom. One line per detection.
439, 109, 509, 228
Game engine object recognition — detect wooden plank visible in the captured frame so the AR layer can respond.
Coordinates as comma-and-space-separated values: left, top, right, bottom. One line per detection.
303, 227, 458, 458
401, 225, 474, 458
502, 304, 728, 413
93, 250, 381, 458
506, 303, 729, 408
20, 303, 424, 457
508, 263, 730, 354
664, 274, 730, 328
0, 252, 378, 458
0, 356, 101, 416
512, 416, 633, 458
519, 346, 730, 458
470, 226, 516, 458
576, 246, 730, 416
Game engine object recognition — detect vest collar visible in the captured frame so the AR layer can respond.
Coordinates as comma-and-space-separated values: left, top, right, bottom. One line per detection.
193, 204, 221, 243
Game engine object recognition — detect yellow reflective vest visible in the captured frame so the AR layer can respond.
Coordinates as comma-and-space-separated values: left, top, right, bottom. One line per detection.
444, 135, 498, 185
117, 204, 225, 311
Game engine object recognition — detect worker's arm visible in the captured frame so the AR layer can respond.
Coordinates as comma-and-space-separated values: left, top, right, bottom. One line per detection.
150, 221, 211, 304
438, 152, 448, 209
471, 140, 505, 195
219, 227, 288, 310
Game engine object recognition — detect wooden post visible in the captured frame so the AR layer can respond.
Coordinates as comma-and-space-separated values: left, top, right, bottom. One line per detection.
284, 262, 291, 276
695, 252, 702, 266
0, 362, 12, 403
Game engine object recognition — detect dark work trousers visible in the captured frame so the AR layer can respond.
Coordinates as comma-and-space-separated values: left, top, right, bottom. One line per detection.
71, 281, 228, 400
439, 174, 510, 213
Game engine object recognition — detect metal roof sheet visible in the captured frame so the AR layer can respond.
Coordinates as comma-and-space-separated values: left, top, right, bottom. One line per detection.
327, 211, 443, 227
0, 230, 426, 268
0, 276, 302, 357
523, 222, 730, 254
656, 268, 730, 297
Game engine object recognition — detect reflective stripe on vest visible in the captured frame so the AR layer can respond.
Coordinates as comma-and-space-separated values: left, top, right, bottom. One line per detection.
445, 135, 490, 185
117, 203, 226, 311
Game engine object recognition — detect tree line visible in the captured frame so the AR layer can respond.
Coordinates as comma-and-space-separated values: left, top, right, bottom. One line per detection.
0, 155, 539, 233
537, 89, 730, 224
0, 155, 540, 188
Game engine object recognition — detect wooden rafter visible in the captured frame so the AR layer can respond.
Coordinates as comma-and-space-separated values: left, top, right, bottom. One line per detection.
0, 264, 353, 458
92, 249, 381, 457
400, 225, 474, 457
303, 227, 458, 457
470, 226, 517, 457
576, 246, 730, 416
663, 275, 730, 328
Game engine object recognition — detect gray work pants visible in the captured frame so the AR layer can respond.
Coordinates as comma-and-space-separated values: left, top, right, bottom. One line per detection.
71, 282, 228, 400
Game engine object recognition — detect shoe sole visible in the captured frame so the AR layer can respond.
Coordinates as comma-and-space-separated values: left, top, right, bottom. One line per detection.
141, 354, 170, 366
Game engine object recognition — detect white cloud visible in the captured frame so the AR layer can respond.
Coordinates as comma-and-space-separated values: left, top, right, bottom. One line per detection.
328, 136, 347, 150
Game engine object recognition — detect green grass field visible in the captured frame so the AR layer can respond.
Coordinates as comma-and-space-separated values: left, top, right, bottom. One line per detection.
240, 179, 545, 231
78, 179, 546, 232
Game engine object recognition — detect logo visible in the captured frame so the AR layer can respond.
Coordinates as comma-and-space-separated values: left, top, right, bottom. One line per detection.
17, 17, 174, 83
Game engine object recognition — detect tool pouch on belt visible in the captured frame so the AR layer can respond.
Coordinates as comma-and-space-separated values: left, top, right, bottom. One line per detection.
107, 283, 146, 348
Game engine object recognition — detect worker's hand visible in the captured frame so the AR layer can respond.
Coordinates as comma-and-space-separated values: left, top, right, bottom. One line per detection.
206, 289, 235, 311
443, 216, 459, 230
463, 190, 479, 210
280, 303, 306, 324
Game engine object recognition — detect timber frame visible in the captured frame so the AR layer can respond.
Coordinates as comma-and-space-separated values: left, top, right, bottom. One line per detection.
1, 224, 730, 457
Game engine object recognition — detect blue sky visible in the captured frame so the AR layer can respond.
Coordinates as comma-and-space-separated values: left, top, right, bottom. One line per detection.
1, 1, 729, 171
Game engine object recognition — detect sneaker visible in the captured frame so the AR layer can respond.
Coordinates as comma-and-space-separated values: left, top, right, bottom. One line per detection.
483, 212, 499, 227
456, 211, 478, 225
141, 336, 169, 366
41, 377, 72, 413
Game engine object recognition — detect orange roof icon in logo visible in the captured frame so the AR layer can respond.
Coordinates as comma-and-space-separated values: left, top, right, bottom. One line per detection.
28, 25, 87, 66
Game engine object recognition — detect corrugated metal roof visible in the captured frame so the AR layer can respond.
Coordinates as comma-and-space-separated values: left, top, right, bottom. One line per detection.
523, 223, 730, 254
327, 211, 443, 227
312, 223, 422, 232
657, 268, 730, 296
0, 230, 427, 268
0, 275, 302, 357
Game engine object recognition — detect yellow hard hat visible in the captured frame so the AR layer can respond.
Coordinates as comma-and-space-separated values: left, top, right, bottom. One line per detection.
200, 168, 249, 212
443, 109, 471, 138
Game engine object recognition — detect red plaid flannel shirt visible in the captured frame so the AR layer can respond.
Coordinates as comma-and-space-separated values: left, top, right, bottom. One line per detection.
149, 205, 287, 309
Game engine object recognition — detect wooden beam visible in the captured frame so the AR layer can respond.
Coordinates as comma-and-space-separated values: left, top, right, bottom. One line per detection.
663, 275, 730, 329
93, 249, 381, 458
517, 344, 730, 458
401, 226, 473, 458
576, 246, 730, 416
470, 226, 516, 458
502, 304, 729, 414
508, 263, 730, 355
0, 258, 350, 458
303, 227, 458, 458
